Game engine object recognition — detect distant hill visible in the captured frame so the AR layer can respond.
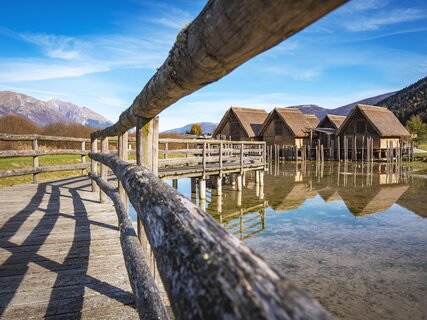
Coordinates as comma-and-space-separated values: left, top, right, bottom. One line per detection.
0, 91, 113, 127
376, 76, 427, 124
331, 92, 396, 116
162, 122, 217, 134
287, 104, 328, 119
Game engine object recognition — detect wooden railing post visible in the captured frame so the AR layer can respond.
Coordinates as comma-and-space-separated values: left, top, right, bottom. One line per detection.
32, 138, 39, 183
100, 137, 109, 203
118, 131, 129, 212
81, 141, 86, 176
91, 137, 99, 193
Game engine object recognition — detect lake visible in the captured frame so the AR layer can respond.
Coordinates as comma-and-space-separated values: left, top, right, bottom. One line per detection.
131, 161, 427, 320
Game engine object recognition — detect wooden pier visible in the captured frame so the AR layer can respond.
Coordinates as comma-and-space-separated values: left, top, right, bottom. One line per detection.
0, 176, 141, 319
0, 1, 349, 319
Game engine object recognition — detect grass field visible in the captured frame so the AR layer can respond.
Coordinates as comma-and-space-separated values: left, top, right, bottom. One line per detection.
0, 155, 85, 187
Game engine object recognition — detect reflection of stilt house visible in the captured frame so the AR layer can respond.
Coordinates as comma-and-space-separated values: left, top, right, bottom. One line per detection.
338, 184, 409, 216
336, 104, 411, 160
258, 108, 319, 147
212, 107, 268, 141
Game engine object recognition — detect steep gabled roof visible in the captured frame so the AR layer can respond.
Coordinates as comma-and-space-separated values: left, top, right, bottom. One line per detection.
259, 108, 315, 138
213, 107, 268, 138
337, 104, 410, 137
304, 114, 320, 128
318, 114, 346, 129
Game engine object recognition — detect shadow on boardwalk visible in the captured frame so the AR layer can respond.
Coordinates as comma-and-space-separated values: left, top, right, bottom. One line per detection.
0, 176, 138, 319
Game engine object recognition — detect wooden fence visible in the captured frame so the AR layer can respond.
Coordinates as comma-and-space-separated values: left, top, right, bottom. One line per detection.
70, 0, 348, 318
0, 133, 89, 183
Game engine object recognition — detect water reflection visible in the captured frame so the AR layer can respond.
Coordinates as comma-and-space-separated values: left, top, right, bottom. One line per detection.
162, 161, 426, 320
202, 162, 426, 236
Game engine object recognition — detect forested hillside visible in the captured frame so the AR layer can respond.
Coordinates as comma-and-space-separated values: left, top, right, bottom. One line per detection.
377, 76, 427, 124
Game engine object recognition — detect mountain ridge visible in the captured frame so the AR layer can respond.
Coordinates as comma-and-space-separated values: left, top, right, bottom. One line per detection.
0, 91, 113, 127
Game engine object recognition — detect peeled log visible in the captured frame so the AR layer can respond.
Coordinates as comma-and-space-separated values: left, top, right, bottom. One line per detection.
89, 152, 333, 320
93, 0, 347, 139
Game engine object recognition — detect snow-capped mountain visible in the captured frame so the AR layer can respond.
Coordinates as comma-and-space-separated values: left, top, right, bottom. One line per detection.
0, 91, 112, 127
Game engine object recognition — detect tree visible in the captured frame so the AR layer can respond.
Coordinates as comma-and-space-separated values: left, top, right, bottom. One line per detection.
406, 115, 427, 144
190, 123, 202, 136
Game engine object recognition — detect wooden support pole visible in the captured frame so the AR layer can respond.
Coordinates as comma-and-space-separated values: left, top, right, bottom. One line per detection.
81, 141, 86, 175
91, 138, 99, 193
259, 170, 264, 186
118, 131, 129, 212
237, 174, 242, 191
199, 178, 206, 200
216, 176, 222, 196
32, 139, 39, 184
172, 179, 178, 189
337, 136, 341, 161
100, 137, 109, 203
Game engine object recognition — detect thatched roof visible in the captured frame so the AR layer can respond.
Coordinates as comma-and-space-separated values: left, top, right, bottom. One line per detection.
337, 104, 410, 137
213, 106, 268, 138
318, 114, 346, 129
259, 108, 317, 138
304, 114, 320, 128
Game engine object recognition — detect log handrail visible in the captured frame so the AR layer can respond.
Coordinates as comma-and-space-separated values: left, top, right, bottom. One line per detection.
91, 0, 347, 140
88, 152, 332, 319
0, 133, 90, 142
89, 173, 169, 320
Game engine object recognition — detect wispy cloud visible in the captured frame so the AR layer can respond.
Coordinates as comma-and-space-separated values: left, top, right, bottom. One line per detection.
20, 33, 84, 60
344, 8, 426, 31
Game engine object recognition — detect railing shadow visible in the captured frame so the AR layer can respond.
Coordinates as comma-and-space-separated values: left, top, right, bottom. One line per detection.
0, 177, 134, 318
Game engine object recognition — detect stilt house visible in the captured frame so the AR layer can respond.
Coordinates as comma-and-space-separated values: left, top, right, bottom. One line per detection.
258, 108, 319, 147
311, 114, 346, 149
213, 107, 268, 141
336, 104, 410, 157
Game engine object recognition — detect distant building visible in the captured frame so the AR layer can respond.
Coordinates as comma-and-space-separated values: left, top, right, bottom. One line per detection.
258, 108, 319, 147
310, 114, 347, 149
318, 114, 346, 130
336, 104, 410, 152
213, 107, 268, 141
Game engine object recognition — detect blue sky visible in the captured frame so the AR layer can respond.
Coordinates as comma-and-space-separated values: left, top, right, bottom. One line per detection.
1, 0, 426, 131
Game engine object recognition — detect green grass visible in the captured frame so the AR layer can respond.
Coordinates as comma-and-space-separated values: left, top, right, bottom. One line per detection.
0, 155, 85, 188
418, 141, 427, 151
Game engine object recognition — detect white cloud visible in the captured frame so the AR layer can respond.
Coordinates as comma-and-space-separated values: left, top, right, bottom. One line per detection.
20, 34, 84, 60
345, 8, 426, 31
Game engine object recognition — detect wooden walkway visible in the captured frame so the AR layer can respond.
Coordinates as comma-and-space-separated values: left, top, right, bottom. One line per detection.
0, 176, 139, 319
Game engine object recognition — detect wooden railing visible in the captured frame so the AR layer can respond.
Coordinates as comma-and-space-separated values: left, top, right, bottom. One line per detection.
157, 138, 265, 173
0, 133, 89, 183
89, 152, 332, 319
86, 0, 346, 318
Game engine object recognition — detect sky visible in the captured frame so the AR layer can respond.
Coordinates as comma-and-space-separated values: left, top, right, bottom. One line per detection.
1, 0, 427, 131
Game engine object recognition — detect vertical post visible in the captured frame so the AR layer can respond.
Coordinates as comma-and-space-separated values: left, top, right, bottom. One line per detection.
32, 139, 39, 184
240, 143, 244, 169
118, 131, 129, 212
259, 170, 264, 186
100, 136, 109, 203
81, 141, 86, 175
91, 137, 99, 193
354, 135, 357, 161
216, 176, 222, 196
136, 117, 159, 174
337, 136, 341, 161
199, 178, 206, 200
172, 179, 178, 189
237, 174, 242, 191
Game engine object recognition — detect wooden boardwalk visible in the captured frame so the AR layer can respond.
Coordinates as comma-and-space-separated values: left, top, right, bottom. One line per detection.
0, 176, 139, 319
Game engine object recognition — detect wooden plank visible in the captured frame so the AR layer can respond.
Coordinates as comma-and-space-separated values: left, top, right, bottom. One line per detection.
0, 176, 139, 319
0, 133, 89, 142
0, 149, 89, 158
0, 163, 91, 178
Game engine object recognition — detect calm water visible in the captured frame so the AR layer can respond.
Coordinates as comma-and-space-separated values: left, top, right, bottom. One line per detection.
132, 162, 427, 320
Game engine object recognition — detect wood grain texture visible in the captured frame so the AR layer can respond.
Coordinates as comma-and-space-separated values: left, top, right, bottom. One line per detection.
89, 152, 333, 320
92, 0, 347, 139
0, 176, 140, 319
89, 173, 169, 320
